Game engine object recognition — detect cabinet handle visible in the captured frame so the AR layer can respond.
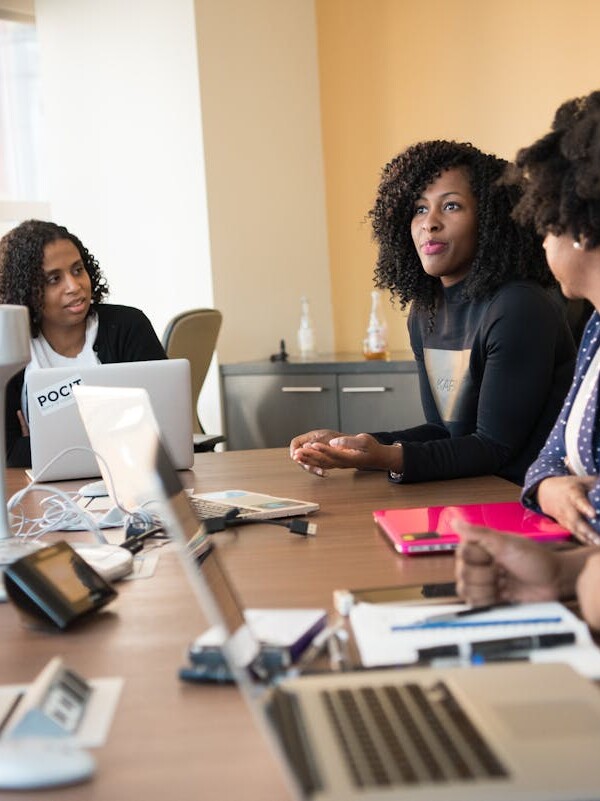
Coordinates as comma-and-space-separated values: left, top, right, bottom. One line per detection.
341, 386, 387, 393
281, 386, 324, 393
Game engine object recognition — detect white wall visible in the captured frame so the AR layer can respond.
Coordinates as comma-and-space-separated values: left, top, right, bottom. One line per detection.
33, 0, 221, 433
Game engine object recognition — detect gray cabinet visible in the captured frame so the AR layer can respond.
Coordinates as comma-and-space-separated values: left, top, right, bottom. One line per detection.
220, 352, 425, 450
338, 372, 424, 433
220, 373, 338, 450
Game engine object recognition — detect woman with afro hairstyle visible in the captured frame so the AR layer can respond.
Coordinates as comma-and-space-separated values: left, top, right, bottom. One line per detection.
456, 91, 600, 630
0, 220, 166, 467
290, 140, 576, 485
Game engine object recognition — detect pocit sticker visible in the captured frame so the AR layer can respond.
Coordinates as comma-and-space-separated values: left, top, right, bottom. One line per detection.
33, 375, 84, 416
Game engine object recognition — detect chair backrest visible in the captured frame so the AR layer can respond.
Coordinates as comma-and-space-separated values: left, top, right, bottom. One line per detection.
162, 309, 222, 435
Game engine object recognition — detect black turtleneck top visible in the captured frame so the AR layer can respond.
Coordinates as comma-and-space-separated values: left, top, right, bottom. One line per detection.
372, 280, 576, 485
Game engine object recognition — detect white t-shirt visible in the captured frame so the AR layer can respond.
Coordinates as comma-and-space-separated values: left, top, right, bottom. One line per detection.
21, 314, 101, 421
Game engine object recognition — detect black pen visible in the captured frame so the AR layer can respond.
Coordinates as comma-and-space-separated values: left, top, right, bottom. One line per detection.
417, 601, 515, 624
417, 631, 576, 663
471, 631, 576, 658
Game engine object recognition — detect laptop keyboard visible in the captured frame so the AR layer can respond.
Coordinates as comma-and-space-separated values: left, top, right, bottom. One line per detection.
321, 681, 508, 788
189, 497, 255, 521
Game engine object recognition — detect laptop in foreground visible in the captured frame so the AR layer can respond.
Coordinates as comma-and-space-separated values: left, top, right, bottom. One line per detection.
27, 359, 194, 481
73, 385, 600, 801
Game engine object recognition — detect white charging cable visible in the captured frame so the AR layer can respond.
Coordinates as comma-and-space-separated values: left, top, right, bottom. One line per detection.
8, 447, 159, 545
8, 484, 106, 543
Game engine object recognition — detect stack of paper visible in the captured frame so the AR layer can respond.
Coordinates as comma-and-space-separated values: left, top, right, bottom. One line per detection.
350, 601, 600, 678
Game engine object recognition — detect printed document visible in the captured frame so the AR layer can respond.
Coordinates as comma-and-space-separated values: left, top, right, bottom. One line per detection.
350, 601, 600, 678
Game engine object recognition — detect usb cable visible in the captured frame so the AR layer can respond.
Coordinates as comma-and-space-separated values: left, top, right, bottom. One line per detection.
203, 509, 317, 537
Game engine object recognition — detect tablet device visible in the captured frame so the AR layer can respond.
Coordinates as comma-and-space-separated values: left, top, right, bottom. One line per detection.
373, 501, 571, 554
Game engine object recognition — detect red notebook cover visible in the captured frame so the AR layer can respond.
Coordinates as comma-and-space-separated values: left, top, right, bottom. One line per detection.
373, 501, 571, 555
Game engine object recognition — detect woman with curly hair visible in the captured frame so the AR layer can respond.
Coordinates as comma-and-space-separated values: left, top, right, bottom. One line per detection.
290, 140, 576, 484
1, 220, 166, 467
456, 91, 600, 628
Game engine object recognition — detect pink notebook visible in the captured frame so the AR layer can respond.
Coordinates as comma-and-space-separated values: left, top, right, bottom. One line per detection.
373, 501, 571, 555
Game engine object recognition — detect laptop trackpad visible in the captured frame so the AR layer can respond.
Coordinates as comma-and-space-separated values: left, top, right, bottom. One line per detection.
494, 700, 600, 738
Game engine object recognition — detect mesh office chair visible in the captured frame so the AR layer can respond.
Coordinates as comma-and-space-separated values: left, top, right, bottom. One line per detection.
162, 309, 226, 452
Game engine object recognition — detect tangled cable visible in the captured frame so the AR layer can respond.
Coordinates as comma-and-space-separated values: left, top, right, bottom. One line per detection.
7, 446, 160, 545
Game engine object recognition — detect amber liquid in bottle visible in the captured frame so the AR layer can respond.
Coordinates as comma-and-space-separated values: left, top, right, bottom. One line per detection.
363, 349, 389, 361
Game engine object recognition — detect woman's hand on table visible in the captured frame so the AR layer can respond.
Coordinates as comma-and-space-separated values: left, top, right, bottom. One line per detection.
537, 475, 600, 545
290, 430, 402, 476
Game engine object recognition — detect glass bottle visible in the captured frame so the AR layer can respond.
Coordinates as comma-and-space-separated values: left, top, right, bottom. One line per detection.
363, 290, 388, 360
297, 296, 316, 359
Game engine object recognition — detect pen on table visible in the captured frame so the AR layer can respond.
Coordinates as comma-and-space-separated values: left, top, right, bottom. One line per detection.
391, 616, 563, 632
417, 601, 515, 624
471, 631, 576, 658
416, 631, 576, 663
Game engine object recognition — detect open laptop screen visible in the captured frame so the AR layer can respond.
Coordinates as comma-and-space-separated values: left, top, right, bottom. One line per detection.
28, 359, 194, 481
73, 384, 259, 671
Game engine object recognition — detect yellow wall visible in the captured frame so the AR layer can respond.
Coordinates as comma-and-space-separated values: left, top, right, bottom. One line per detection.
316, 0, 600, 353
195, 0, 334, 363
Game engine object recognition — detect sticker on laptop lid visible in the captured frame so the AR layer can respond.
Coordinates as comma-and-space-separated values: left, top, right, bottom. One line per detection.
32, 375, 84, 416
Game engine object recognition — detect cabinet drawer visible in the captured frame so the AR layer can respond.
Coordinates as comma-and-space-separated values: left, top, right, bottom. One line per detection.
338, 373, 424, 433
222, 374, 338, 450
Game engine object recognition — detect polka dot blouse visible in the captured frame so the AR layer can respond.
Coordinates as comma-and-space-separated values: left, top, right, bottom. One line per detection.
522, 311, 600, 533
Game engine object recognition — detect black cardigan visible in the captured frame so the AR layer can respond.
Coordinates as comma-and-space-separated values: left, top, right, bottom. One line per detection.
5, 304, 166, 467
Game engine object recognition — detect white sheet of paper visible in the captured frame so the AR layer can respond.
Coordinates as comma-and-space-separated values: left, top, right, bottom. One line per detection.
123, 552, 160, 580
350, 601, 600, 678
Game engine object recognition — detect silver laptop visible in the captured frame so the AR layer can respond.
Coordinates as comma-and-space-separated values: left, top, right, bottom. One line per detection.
72, 385, 600, 801
27, 360, 194, 481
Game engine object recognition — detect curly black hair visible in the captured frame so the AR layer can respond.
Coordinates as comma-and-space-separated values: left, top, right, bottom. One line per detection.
0, 220, 109, 336
369, 140, 552, 319
510, 91, 600, 248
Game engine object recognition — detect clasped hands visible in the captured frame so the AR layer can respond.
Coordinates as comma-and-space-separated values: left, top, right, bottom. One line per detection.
289, 429, 402, 477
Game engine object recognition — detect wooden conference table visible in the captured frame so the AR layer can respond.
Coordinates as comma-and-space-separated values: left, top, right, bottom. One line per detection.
0, 449, 519, 801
